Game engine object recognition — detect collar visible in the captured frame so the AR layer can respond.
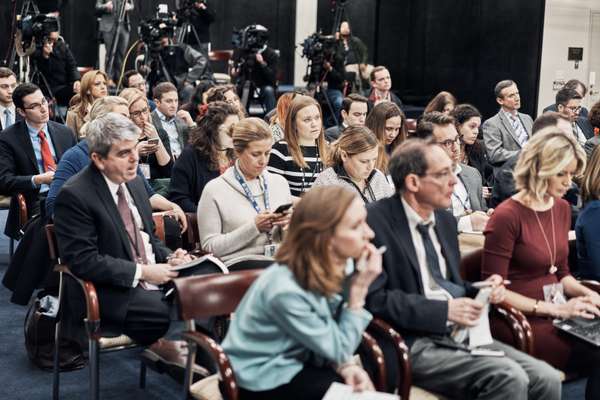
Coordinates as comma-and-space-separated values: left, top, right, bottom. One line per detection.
156, 109, 174, 123
454, 164, 462, 175
25, 120, 49, 137
501, 108, 518, 118
0, 104, 15, 113
333, 163, 376, 184
400, 194, 435, 227
101, 173, 123, 199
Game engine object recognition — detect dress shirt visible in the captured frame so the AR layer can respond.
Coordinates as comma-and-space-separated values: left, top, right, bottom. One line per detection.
0, 104, 15, 130
502, 109, 528, 146
155, 109, 182, 157
26, 121, 56, 192
102, 174, 157, 287
400, 196, 452, 302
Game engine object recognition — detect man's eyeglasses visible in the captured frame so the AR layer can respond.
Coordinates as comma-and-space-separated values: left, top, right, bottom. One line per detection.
22, 97, 48, 111
422, 169, 454, 182
566, 105, 582, 113
436, 136, 460, 149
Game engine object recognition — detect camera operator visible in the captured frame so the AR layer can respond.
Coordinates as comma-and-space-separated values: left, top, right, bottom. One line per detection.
231, 25, 278, 112
181, 0, 215, 58
95, 0, 134, 83
30, 29, 80, 108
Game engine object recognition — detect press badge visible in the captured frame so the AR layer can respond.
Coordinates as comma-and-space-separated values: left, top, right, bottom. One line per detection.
139, 163, 151, 179
264, 243, 277, 257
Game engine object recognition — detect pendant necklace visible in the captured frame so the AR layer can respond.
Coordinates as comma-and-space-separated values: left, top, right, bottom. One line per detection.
533, 207, 557, 274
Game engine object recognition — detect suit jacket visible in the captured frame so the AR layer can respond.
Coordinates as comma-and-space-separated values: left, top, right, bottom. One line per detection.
365, 195, 476, 345
0, 111, 23, 132
584, 135, 600, 158
325, 124, 346, 142
482, 110, 533, 165
543, 103, 589, 119
458, 163, 486, 212
151, 110, 189, 153
576, 117, 594, 140
0, 120, 76, 238
53, 164, 171, 326
95, 0, 132, 32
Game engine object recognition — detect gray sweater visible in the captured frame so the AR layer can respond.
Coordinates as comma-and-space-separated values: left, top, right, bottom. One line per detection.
312, 166, 393, 203
197, 166, 292, 265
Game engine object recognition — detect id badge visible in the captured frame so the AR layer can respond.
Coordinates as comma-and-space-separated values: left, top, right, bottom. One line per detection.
543, 283, 567, 304
264, 243, 277, 257
139, 163, 151, 179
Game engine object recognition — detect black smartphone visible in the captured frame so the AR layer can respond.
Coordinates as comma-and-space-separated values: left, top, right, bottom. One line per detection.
273, 203, 293, 214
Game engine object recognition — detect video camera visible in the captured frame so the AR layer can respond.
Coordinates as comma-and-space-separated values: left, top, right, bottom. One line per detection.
138, 15, 177, 54
232, 24, 269, 54
16, 12, 59, 56
300, 31, 337, 84
175, 0, 206, 22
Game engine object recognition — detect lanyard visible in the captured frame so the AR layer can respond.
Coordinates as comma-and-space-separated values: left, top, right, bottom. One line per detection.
233, 161, 270, 213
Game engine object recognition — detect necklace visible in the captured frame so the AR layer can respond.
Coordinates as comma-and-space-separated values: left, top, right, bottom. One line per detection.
532, 207, 557, 274
299, 144, 322, 194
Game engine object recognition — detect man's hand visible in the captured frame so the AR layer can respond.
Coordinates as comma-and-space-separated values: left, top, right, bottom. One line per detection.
323, 61, 332, 71
141, 263, 178, 285
448, 298, 484, 327
34, 171, 55, 185
105, 1, 113, 12
338, 365, 374, 392
169, 204, 188, 232
469, 211, 489, 232
176, 109, 195, 127
255, 53, 266, 65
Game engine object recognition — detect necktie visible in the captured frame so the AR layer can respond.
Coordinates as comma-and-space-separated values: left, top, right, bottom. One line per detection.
416, 223, 466, 298
38, 130, 56, 172
4, 108, 14, 129
508, 114, 528, 146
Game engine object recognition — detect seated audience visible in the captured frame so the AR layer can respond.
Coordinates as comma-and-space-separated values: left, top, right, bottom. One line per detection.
268, 95, 327, 198
179, 80, 216, 122
365, 101, 406, 174
452, 104, 493, 187
555, 87, 593, 146
205, 84, 245, 118
483, 130, 600, 399
583, 100, 600, 157
0, 67, 18, 131
325, 94, 368, 142
367, 66, 403, 108
168, 101, 240, 213
222, 186, 381, 400
313, 126, 393, 202
269, 92, 295, 143
423, 91, 457, 114
66, 69, 108, 137
482, 79, 533, 165
576, 145, 600, 279
122, 70, 156, 111
543, 78, 589, 118
120, 88, 173, 181
366, 138, 561, 399
0, 83, 76, 239
198, 118, 292, 265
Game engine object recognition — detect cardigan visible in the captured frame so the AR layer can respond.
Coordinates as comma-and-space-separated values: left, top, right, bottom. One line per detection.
222, 264, 372, 391
312, 165, 393, 203
197, 166, 292, 264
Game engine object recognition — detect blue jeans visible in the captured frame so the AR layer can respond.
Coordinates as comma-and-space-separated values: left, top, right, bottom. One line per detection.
259, 85, 276, 113
325, 88, 343, 127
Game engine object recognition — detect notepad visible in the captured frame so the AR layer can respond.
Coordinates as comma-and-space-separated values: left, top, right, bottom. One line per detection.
170, 253, 228, 273
322, 382, 400, 400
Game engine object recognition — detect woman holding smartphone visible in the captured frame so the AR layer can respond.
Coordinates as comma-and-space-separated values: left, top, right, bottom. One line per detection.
222, 186, 382, 400
197, 117, 292, 266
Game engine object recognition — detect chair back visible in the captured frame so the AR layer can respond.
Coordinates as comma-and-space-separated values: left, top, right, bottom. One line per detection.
183, 212, 200, 252
459, 248, 483, 282
45, 224, 59, 264
174, 269, 263, 321
406, 118, 417, 135
152, 213, 166, 242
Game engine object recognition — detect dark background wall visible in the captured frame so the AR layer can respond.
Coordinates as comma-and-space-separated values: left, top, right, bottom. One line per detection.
1, 0, 545, 118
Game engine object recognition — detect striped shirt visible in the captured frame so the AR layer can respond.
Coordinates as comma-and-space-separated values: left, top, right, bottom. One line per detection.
268, 141, 323, 197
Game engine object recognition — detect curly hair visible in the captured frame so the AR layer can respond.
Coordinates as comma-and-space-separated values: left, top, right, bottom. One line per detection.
190, 101, 239, 171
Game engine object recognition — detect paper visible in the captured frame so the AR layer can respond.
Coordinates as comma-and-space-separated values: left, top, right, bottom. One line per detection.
469, 288, 494, 348
322, 383, 399, 400
170, 253, 228, 273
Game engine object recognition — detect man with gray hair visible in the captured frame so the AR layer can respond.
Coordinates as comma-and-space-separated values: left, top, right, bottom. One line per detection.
482, 80, 533, 165
53, 112, 202, 377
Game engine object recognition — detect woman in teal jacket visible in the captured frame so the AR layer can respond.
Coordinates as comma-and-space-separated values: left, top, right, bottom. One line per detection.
222, 186, 383, 399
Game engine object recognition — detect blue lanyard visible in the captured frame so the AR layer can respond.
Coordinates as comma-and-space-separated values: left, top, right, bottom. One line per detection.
233, 162, 270, 213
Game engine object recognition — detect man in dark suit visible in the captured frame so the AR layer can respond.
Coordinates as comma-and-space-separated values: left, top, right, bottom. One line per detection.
54, 112, 204, 371
367, 66, 403, 109
0, 67, 19, 131
95, 0, 133, 82
555, 87, 594, 145
365, 138, 561, 399
325, 94, 368, 142
543, 78, 589, 118
151, 82, 193, 159
0, 83, 76, 239
482, 80, 533, 165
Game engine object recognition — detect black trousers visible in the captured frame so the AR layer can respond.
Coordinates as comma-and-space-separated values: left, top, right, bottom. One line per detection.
237, 365, 342, 400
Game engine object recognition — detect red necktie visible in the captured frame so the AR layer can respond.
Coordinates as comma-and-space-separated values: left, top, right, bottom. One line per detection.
38, 130, 56, 172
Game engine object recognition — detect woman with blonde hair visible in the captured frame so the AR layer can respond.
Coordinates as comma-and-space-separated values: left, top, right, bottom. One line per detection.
576, 145, 600, 280
197, 117, 292, 265
268, 95, 328, 197
483, 130, 600, 399
313, 126, 392, 202
65, 70, 108, 137
365, 101, 406, 173
119, 87, 173, 181
222, 186, 382, 399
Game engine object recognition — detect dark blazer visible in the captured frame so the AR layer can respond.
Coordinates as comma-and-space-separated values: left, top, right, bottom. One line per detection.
167, 145, 220, 213
325, 124, 346, 142
0, 111, 23, 132
54, 164, 171, 326
576, 117, 594, 140
0, 120, 76, 238
543, 103, 589, 119
151, 110, 190, 153
458, 163, 486, 212
141, 127, 173, 179
365, 195, 476, 345
367, 90, 403, 110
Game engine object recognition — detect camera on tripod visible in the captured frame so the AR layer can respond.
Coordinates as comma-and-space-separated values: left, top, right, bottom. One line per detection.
15, 12, 59, 57
300, 31, 337, 85
138, 15, 177, 55
175, 0, 206, 22
232, 25, 269, 55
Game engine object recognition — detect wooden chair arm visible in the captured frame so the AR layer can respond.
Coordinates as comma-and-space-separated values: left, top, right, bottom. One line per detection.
54, 264, 101, 338
367, 318, 411, 400
491, 301, 534, 354
359, 331, 386, 392
17, 193, 27, 228
580, 280, 600, 294
152, 212, 166, 243
182, 330, 238, 400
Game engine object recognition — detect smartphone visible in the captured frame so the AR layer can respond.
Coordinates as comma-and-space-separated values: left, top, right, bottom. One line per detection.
147, 138, 160, 146
273, 203, 293, 214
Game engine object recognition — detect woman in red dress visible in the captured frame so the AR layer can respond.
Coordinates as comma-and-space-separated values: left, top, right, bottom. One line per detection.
482, 130, 600, 399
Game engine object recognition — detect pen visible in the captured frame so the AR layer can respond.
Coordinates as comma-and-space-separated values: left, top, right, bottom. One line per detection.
472, 280, 511, 288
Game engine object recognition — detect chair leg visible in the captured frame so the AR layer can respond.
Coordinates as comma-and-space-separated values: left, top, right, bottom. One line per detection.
89, 339, 99, 400
182, 341, 197, 400
52, 320, 61, 400
139, 361, 146, 389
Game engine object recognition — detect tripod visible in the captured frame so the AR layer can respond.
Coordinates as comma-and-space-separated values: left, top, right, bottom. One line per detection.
29, 56, 64, 123
106, 0, 129, 81
305, 56, 340, 128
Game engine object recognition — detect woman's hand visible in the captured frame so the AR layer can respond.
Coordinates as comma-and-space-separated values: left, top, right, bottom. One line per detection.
143, 122, 159, 139
347, 243, 382, 310
338, 364, 374, 392
271, 209, 292, 229
554, 297, 600, 319
483, 274, 506, 304
255, 212, 277, 233
137, 140, 159, 157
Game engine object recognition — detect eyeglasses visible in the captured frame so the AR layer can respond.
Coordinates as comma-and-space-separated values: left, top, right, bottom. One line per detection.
422, 168, 454, 181
22, 97, 48, 111
130, 107, 150, 118
436, 136, 460, 148
565, 105, 582, 113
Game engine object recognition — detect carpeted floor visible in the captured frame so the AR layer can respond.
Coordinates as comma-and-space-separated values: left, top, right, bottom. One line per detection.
0, 209, 587, 399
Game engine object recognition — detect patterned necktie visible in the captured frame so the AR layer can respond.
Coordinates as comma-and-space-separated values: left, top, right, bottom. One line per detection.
508, 114, 528, 146
38, 130, 56, 172
416, 223, 466, 298
4, 108, 14, 129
